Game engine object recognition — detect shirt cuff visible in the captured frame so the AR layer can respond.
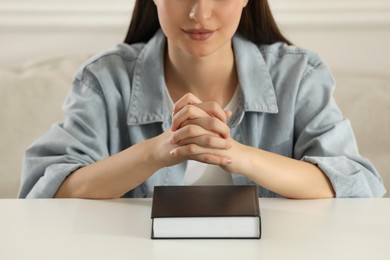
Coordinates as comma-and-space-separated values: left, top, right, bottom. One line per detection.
24, 164, 82, 198
302, 156, 386, 198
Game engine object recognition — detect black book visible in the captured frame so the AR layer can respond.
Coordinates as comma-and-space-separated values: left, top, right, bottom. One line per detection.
151, 185, 261, 239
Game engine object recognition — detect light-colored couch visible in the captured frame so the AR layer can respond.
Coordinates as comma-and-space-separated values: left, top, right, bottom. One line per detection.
0, 54, 389, 198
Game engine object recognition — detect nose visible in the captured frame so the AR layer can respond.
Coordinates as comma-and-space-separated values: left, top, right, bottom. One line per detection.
189, 1, 212, 23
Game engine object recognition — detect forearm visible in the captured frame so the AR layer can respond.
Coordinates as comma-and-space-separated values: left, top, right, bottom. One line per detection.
54, 138, 164, 199
230, 143, 335, 199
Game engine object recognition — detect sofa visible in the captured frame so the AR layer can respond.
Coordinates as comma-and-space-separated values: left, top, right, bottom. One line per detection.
1, 54, 389, 198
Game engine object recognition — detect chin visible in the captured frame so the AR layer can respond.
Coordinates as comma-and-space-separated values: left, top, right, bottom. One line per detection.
188, 51, 214, 58
184, 45, 222, 59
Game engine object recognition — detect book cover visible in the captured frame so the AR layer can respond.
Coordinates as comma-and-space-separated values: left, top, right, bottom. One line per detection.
151, 185, 261, 239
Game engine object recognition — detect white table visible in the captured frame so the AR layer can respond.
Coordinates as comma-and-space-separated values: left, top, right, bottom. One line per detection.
1, 198, 389, 260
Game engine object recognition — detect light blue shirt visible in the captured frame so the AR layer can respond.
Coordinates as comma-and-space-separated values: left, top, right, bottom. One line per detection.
19, 30, 386, 198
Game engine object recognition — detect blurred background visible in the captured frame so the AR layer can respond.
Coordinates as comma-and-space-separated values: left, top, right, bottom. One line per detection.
0, 0, 389, 198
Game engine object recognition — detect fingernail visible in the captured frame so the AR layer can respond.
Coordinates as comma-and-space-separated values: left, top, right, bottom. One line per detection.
170, 149, 176, 156
226, 159, 233, 164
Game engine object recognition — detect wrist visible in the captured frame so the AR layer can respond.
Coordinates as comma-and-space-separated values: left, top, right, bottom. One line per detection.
147, 132, 181, 169
222, 140, 253, 175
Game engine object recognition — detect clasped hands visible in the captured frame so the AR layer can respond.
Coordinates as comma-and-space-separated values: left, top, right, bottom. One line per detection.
163, 93, 240, 172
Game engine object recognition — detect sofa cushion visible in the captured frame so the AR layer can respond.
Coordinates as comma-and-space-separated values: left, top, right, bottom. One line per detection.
0, 54, 90, 198
333, 71, 390, 195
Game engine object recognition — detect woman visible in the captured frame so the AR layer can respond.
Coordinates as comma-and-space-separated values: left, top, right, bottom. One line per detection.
19, 0, 386, 199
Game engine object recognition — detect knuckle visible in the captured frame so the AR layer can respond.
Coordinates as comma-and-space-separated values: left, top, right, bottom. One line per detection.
185, 92, 194, 99
180, 105, 195, 120
172, 104, 180, 112
210, 102, 220, 111
225, 128, 231, 137
201, 154, 222, 165
184, 105, 194, 115
209, 117, 220, 130
184, 93, 197, 103
186, 125, 197, 135
205, 136, 215, 147
202, 155, 213, 164
187, 144, 197, 154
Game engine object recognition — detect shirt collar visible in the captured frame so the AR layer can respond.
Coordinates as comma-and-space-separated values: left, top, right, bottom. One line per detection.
127, 30, 278, 127
233, 34, 278, 114
127, 30, 172, 130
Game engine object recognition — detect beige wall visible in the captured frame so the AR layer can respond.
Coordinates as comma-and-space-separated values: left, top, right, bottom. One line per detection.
0, 0, 133, 66
1, 0, 389, 73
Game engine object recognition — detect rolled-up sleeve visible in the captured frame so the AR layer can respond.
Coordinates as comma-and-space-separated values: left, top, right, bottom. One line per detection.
19, 69, 110, 198
293, 58, 386, 197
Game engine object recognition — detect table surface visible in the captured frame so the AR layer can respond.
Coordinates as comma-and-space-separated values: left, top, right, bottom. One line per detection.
1, 198, 389, 260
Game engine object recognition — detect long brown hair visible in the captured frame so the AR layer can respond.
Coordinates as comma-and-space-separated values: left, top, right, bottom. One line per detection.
124, 0, 291, 45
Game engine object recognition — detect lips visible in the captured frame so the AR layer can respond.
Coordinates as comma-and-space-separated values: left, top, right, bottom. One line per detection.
183, 29, 215, 41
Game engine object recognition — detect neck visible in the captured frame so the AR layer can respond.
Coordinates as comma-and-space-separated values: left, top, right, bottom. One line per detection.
164, 42, 238, 107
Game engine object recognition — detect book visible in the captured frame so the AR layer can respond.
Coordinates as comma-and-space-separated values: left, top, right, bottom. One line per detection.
151, 185, 261, 239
